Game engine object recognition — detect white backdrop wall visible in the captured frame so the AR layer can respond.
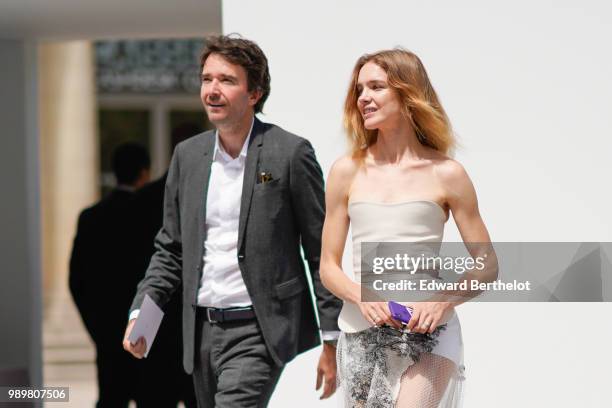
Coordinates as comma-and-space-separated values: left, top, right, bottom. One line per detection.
224, 1, 612, 407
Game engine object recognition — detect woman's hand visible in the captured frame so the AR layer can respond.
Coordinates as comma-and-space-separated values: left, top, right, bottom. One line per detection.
357, 302, 402, 329
406, 302, 454, 334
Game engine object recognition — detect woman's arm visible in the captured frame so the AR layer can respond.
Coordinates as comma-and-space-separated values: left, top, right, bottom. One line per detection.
407, 159, 498, 334
320, 156, 360, 303
320, 156, 401, 328
441, 159, 499, 305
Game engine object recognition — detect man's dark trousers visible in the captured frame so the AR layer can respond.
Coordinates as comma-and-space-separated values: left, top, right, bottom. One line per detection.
192, 309, 284, 407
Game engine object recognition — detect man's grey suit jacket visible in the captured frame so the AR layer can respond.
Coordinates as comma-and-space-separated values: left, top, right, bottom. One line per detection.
130, 117, 342, 374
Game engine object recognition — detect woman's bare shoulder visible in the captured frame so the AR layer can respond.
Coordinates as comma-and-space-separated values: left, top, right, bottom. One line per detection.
327, 155, 362, 201
432, 155, 469, 184
329, 154, 361, 178
432, 156, 477, 204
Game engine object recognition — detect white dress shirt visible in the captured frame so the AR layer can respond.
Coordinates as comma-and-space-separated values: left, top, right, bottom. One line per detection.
197, 123, 253, 308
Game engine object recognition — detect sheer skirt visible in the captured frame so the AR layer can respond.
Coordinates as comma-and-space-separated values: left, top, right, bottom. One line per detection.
337, 327, 465, 408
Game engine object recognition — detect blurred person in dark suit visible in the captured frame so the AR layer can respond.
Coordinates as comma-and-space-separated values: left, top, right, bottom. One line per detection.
131, 123, 201, 408
69, 142, 150, 408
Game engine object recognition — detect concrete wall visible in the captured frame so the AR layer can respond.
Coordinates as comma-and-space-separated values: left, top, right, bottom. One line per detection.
223, 1, 612, 407
0, 39, 42, 388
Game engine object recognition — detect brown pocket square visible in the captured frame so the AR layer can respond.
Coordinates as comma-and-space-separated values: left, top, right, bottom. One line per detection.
258, 172, 273, 183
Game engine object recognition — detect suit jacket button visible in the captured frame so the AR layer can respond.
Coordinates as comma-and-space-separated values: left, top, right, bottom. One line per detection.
238, 254, 245, 260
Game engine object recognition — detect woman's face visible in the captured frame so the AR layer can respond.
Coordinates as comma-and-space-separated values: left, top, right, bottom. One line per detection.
356, 62, 403, 130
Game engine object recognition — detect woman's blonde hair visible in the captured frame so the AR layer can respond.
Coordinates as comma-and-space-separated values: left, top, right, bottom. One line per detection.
343, 49, 455, 156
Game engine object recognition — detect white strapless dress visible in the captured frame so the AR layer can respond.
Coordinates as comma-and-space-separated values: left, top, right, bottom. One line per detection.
336, 201, 465, 407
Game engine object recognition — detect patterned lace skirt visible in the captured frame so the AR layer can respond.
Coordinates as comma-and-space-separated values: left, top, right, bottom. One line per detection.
337, 325, 465, 407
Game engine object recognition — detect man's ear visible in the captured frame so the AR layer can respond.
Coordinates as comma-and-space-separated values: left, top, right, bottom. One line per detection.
134, 168, 151, 189
248, 89, 263, 107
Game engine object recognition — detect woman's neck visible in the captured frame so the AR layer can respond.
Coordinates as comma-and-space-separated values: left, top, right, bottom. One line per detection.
373, 120, 426, 164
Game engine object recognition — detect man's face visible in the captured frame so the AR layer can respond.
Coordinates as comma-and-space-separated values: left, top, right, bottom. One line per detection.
200, 53, 261, 127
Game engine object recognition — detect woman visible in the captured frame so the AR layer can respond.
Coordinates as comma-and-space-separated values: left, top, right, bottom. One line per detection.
320, 49, 494, 407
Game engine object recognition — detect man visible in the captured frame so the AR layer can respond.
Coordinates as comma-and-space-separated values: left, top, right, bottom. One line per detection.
123, 35, 342, 407
70, 142, 150, 407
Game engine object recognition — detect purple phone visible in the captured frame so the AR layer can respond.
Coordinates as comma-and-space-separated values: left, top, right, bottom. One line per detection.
388, 301, 412, 324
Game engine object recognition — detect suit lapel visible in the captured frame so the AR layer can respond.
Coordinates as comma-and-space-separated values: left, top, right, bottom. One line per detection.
237, 118, 264, 252
196, 132, 215, 271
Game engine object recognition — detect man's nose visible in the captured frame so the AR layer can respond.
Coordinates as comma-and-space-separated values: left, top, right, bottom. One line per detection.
204, 79, 221, 96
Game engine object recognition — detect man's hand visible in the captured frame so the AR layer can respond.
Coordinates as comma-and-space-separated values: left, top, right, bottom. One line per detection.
315, 343, 337, 399
122, 318, 147, 359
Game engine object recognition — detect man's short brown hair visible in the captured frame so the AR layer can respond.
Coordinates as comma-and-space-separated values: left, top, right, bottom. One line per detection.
200, 34, 271, 114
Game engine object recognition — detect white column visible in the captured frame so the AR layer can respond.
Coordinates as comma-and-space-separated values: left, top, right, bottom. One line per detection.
38, 41, 98, 379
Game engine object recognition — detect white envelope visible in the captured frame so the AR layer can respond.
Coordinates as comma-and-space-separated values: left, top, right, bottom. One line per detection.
128, 294, 164, 357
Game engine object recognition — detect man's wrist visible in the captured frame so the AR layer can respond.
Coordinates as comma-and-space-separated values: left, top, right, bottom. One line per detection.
323, 339, 338, 347
129, 309, 140, 321
321, 329, 340, 347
